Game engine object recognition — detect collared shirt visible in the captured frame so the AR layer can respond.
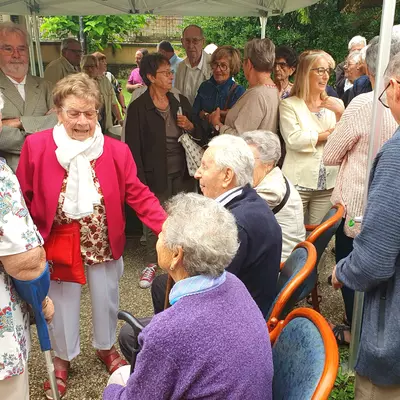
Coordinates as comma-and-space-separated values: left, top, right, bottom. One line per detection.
0, 158, 43, 380
128, 67, 144, 85
175, 51, 212, 105
169, 271, 226, 306
6, 75, 26, 101
169, 53, 183, 86
215, 186, 244, 207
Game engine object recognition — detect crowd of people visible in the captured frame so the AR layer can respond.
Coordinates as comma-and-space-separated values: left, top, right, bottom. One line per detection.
1, 18, 400, 400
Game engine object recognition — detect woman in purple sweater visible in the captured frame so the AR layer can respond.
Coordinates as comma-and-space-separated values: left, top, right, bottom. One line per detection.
103, 193, 273, 400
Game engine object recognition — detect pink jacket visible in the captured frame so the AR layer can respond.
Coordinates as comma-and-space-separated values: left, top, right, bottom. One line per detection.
16, 129, 167, 260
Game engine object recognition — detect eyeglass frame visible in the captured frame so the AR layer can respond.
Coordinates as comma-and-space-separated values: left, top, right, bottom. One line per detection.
182, 37, 204, 46
156, 69, 175, 77
0, 45, 28, 56
274, 61, 289, 69
211, 61, 229, 72
65, 48, 84, 55
310, 67, 333, 76
378, 79, 400, 108
61, 107, 99, 119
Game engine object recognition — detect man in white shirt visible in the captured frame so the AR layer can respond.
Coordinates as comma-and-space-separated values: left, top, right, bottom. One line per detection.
157, 40, 183, 86
0, 22, 57, 171
44, 38, 82, 85
174, 25, 212, 105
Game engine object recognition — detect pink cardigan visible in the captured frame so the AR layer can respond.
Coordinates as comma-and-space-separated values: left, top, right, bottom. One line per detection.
16, 129, 167, 260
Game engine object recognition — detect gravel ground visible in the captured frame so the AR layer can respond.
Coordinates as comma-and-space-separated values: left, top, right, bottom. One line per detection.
28, 237, 343, 399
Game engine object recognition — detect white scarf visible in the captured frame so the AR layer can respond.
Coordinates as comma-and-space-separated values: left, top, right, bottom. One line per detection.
53, 123, 104, 220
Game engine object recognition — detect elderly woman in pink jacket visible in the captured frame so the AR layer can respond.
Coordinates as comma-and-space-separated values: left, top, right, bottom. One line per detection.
16, 73, 166, 399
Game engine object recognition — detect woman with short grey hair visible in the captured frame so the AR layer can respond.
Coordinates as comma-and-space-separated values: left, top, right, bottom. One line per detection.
210, 38, 279, 136
106, 193, 273, 399
243, 130, 305, 261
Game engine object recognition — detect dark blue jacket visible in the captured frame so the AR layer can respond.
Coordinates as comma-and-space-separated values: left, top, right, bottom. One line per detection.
342, 75, 372, 108
225, 185, 282, 317
336, 127, 400, 385
192, 76, 245, 117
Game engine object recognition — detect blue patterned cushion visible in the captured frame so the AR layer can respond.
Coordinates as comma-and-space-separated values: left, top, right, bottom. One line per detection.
272, 317, 325, 399
266, 248, 313, 320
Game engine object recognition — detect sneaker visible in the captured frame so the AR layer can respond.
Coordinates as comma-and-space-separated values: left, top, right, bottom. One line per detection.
139, 264, 157, 289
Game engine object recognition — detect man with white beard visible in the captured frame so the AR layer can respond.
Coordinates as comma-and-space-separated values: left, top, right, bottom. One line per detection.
0, 22, 57, 171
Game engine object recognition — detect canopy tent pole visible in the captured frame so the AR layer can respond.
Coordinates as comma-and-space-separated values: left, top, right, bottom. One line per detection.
260, 15, 268, 39
24, 15, 37, 76
348, 0, 397, 370
32, 12, 44, 77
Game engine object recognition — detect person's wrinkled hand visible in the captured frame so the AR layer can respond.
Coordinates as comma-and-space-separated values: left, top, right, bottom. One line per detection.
42, 296, 55, 323
321, 96, 344, 116
210, 108, 221, 128
2, 118, 22, 129
177, 115, 194, 132
331, 265, 343, 290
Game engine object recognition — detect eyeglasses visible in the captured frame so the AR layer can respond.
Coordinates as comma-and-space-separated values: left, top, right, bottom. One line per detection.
311, 67, 333, 76
378, 80, 400, 108
66, 48, 83, 55
274, 61, 289, 69
0, 45, 28, 55
182, 37, 204, 46
344, 63, 356, 69
61, 107, 99, 119
211, 62, 229, 72
156, 70, 174, 77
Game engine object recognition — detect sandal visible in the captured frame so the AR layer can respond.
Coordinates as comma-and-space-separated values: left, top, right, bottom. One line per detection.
332, 324, 351, 345
44, 368, 68, 399
306, 293, 322, 306
96, 348, 128, 375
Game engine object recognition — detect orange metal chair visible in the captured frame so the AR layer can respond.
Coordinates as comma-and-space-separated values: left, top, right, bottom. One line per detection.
266, 241, 317, 332
304, 203, 345, 312
270, 307, 339, 400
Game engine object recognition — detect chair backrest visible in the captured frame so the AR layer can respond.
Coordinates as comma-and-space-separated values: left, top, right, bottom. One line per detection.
266, 241, 317, 330
270, 308, 339, 400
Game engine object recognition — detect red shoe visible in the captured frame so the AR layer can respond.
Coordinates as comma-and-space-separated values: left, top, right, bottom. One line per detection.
44, 367, 68, 399
96, 348, 128, 375
139, 264, 157, 289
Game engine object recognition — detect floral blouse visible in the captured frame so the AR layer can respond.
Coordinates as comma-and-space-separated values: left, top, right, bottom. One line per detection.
0, 158, 43, 380
54, 160, 113, 266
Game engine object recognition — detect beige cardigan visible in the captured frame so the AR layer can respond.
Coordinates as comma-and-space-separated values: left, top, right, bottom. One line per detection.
279, 96, 339, 190
255, 167, 305, 262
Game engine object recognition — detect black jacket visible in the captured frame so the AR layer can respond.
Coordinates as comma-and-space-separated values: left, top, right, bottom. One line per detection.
125, 90, 204, 194
225, 185, 282, 317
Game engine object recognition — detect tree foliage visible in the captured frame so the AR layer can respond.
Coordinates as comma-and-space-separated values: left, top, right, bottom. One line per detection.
185, 0, 400, 72
40, 15, 154, 52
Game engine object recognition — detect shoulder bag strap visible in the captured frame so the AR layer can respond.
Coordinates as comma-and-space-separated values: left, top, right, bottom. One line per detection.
272, 176, 291, 215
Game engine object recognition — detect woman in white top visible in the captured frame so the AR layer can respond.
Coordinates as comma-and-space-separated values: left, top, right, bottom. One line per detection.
279, 50, 344, 224
243, 130, 305, 262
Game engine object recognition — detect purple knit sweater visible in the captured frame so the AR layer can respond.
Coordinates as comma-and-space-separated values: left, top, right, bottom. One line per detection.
103, 273, 273, 400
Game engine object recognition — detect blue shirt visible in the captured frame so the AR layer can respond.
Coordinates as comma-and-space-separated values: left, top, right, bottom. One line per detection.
192, 76, 245, 117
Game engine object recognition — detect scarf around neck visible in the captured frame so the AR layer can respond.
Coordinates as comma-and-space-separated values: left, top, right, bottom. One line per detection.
53, 123, 104, 220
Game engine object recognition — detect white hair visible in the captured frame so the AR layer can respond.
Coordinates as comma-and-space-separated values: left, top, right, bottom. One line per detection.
61, 38, 81, 55
366, 37, 400, 77
0, 22, 29, 46
242, 130, 281, 166
208, 135, 255, 187
164, 193, 239, 277
385, 52, 400, 83
347, 50, 363, 64
348, 35, 366, 51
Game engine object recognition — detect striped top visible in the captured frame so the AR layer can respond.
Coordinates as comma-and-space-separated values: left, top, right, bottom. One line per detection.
323, 92, 398, 238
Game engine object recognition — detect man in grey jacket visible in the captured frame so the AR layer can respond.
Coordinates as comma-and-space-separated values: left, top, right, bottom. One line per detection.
0, 22, 57, 171
332, 52, 400, 398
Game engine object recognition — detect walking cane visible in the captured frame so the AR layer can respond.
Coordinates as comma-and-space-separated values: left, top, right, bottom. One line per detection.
12, 262, 60, 400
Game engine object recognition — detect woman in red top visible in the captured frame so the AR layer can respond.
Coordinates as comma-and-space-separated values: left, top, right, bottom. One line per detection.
16, 73, 166, 399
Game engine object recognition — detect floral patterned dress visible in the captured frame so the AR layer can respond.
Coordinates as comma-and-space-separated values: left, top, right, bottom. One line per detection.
0, 158, 43, 380
54, 160, 113, 266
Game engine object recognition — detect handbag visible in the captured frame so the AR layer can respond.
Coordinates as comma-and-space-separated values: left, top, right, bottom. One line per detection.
44, 222, 86, 285
178, 133, 204, 176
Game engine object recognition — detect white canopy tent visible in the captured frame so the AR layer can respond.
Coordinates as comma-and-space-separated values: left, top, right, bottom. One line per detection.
0, 0, 398, 375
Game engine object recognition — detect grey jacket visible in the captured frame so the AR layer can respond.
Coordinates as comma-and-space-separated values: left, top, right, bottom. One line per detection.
336, 126, 400, 386
0, 71, 57, 171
